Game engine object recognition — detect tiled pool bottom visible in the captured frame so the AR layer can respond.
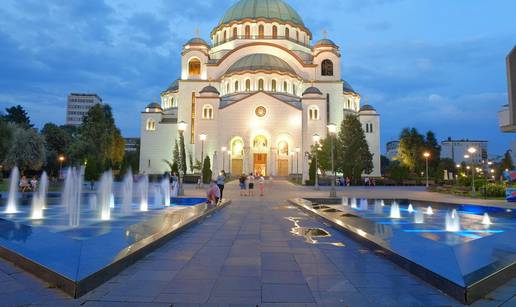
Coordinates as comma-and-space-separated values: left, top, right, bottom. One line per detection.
289, 198, 516, 304
0, 197, 228, 297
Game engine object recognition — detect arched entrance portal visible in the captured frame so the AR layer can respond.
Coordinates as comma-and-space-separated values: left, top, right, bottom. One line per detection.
253, 135, 268, 176
230, 137, 244, 175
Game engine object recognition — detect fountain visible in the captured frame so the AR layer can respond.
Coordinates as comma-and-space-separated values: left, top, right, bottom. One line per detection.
110, 193, 115, 209
5, 166, 20, 214
89, 194, 97, 210
374, 200, 383, 214
350, 198, 358, 209
121, 170, 133, 214
98, 171, 113, 221
139, 175, 149, 211
426, 206, 434, 215
154, 186, 162, 207
161, 178, 171, 207
482, 213, 492, 225
64, 167, 84, 227
360, 199, 368, 211
380, 200, 385, 207
31, 172, 48, 219
414, 209, 425, 224
408, 204, 414, 213
390, 202, 401, 219
445, 209, 461, 232
341, 197, 348, 206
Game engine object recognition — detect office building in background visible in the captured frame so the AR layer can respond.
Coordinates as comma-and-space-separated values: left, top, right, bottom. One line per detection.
66, 93, 102, 126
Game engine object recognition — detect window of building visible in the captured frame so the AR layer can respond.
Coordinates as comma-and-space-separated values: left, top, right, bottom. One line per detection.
272, 26, 278, 39
255, 106, 267, 117
245, 79, 251, 91
278, 141, 289, 156
308, 106, 320, 120
188, 58, 201, 78
233, 27, 237, 39
283, 81, 288, 92
231, 138, 244, 157
202, 105, 214, 119
258, 25, 264, 39
245, 25, 251, 39
223, 31, 227, 42
235, 80, 239, 92
321, 59, 334, 76
146, 119, 156, 131
296, 31, 299, 41
226, 83, 229, 94
369, 123, 373, 133
258, 79, 264, 91
190, 92, 196, 143
253, 135, 268, 150
285, 28, 290, 39
292, 85, 297, 96
271, 80, 277, 92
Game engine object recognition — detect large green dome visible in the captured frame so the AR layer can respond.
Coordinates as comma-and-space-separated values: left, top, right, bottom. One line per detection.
219, 0, 305, 27
225, 54, 296, 76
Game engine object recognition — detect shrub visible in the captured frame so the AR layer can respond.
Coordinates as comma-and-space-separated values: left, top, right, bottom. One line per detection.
484, 184, 505, 197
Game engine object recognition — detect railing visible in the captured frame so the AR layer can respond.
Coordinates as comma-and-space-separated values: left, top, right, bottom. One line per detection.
211, 35, 311, 49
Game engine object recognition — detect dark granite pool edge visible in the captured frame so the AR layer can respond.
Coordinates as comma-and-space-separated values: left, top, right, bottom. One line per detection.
288, 198, 515, 305
0, 199, 231, 298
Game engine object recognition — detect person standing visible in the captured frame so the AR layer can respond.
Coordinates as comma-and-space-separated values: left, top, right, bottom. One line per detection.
258, 175, 265, 197
216, 171, 226, 200
239, 174, 247, 196
247, 173, 255, 196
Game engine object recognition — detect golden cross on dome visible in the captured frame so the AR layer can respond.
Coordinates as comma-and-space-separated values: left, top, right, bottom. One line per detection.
195, 27, 200, 38
323, 30, 328, 39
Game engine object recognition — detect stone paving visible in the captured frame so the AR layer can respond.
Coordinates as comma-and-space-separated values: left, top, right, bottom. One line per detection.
0, 181, 514, 306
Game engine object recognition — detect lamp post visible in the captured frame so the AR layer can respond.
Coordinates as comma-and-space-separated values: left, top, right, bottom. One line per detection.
290, 152, 294, 179
58, 155, 65, 179
295, 147, 300, 183
177, 121, 187, 196
328, 123, 337, 198
199, 133, 207, 187
313, 134, 321, 190
423, 152, 430, 188
221, 147, 227, 173
228, 151, 232, 177
467, 147, 477, 194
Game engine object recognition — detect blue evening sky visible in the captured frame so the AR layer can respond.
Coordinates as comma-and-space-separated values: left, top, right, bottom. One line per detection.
0, 0, 515, 155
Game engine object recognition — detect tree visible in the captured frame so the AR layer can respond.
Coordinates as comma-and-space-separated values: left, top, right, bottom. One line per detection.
386, 161, 410, 184
380, 155, 390, 176
0, 117, 14, 163
310, 137, 332, 175
500, 150, 514, 171
424, 131, 441, 176
435, 158, 456, 183
85, 156, 104, 181
41, 123, 75, 176
202, 156, 212, 183
398, 128, 425, 173
4, 127, 46, 172
336, 115, 373, 183
308, 155, 317, 184
2, 105, 33, 129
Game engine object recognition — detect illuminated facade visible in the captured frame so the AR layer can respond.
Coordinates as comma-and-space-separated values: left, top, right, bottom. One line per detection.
140, 0, 381, 180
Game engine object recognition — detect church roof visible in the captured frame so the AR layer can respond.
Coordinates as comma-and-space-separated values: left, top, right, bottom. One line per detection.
302, 86, 322, 95
359, 104, 376, 112
342, 80, 357, 94
219, 0, 305, 28
146, 102, 162, 109
185, 37, 209, 46
200, 85, 220, 95
314, 38, 336, 47
225, 54, 296, 76
220, 92, 302, 110
162, 79, 179, 94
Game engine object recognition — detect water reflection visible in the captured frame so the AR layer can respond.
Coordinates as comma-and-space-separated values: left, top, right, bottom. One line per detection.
285, 217, 344, 247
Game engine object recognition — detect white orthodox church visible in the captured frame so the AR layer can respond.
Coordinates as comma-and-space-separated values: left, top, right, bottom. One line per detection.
140, 0, 381, 181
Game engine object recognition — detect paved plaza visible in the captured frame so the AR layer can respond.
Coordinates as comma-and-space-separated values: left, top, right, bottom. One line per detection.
0, 181, 514, 306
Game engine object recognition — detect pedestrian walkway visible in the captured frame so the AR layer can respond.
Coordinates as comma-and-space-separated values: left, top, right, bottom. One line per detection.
0, 181, 514, 306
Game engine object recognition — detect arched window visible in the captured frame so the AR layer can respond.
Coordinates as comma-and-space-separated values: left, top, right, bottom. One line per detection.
292, 85, 297, 96
245, 79, 251, 91
202, 105, 214, 120
253, 135, 268, 150
321, 59, 334, 76
258, 79, 264, 91
170, 97, 175, 107
258, 25, 264, 39
231, 138, 244, 157
233, 27, 238, 39
278, 141, 289, 156
283, 81, 288, 92
285, 28, 290, 39
223, 31, 227, 42
245, 25, 251, 39
271, 80, 277, 92
226, 83, 230, 94
188, 58, 201, 78
146, 119, 156, 131
234, 81, 239, 92
308, 106, 320, 120
296, 31, 299, 42
272, 25, 278, 39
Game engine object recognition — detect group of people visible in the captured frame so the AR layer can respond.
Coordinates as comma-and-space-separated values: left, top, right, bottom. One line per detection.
238, 173, 265, 197
19, 176, 39, 192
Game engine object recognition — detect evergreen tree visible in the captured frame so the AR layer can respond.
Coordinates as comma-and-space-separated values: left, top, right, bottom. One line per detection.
4, 127, 46, 172
179, 133, 187, 175
308, 155, 317, 184
0, 117, 14, 163
202, 156, 212, 183
2, 105, 33, 129
501, 150, 514, 171
336, 115, 373, 183
424, 131, 441, 176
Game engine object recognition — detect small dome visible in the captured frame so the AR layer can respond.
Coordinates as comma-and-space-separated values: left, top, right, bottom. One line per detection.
314, 38, 336, 47
219, 0, 305, 28
185, 37, 209, 46
162, 79, 179, 93
359, 104, 376, 112
343, 80, 357, 94
200, 85, 220, 95
146, 102, 162, 110
225, 54, 296, 76
302, 86, 322, 95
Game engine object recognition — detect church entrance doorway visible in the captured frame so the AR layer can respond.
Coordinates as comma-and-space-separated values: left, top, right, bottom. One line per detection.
232, 159, 243, 176
277, 159, 288, 177
253, 154, 267, 176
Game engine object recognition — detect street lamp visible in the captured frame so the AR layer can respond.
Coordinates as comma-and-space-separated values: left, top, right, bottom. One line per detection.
58, 155, 65, 179
228, 151, 232, 177
423, 152, 430, 188
295, 147, 301, 183
467, 147, 477, 194
199, 133, 207, 187
312, 134, 321, 190
177, 121, 187, 196
327, 123, 337, 198
221, 147, 227, 173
